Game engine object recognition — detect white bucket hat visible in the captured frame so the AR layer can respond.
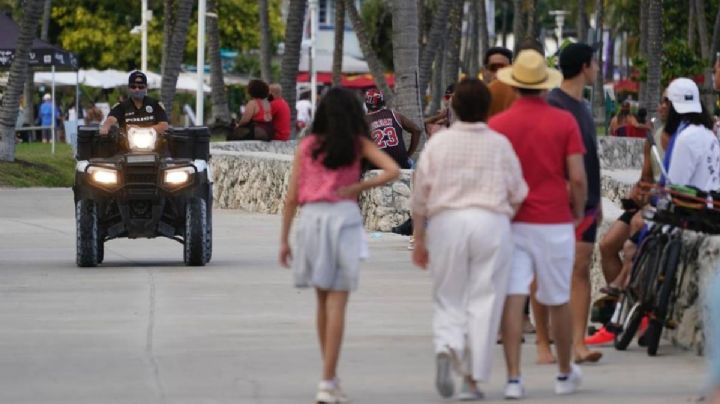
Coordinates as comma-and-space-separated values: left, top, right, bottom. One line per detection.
666, 77, 702, 114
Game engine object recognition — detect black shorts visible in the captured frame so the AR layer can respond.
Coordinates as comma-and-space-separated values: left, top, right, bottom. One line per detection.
618, 209, 639, 225
575, 214, 598, 243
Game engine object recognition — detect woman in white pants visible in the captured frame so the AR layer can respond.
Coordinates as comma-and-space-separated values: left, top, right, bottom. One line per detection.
411, 78, 528, 400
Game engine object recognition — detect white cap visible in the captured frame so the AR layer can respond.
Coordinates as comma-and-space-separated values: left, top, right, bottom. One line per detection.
667, 78, 701, 114
42, 93, 51, 101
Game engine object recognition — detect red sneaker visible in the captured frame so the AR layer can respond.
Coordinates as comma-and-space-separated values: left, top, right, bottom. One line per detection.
584, 326, 616, 345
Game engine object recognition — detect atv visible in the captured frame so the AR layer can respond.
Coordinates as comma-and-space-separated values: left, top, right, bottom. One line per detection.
73, 125, 213, 267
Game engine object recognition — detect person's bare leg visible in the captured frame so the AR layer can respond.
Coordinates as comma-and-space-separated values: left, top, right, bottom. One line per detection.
502, 295, 527, 379
316, 289, 329, 360
572, 242, 602, 362
615, 240, 638, 289
548, 303, 573, 374
531, 281, 555, 364
599, 220, 630, 286
322, 291, 350, 381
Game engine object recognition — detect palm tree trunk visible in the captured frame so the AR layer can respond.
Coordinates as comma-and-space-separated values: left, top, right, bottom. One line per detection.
392, 0, 424, 155
688, 0, 696, 50
645, 0, 663, 113
638, 0, 648, 107
445, 0, 463, 86
711, 3, 720, 57
478, 0, 489, 63
418, 0, 453, 102
332, 0, 345, 86
577, 0, 587, 43
40, 0, 51, 41
280, 0, 307, 135
0, 0, 45, 162
160, 0, 193, 114
468, 0, 480, 78
524, 0, 535, 40
429, 50, 445, 115
501, 0, 509, 48
512, 0, 522, 48
694, 0, 714, 109
259, 0, 273, 82
207, 0, 230, 125
592, 0, 604, 129
161, 0, 175, 76
345, 0, 393, 104
605, 34, 614, 81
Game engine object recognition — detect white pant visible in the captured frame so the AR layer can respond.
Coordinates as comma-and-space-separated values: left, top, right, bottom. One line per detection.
427, 209, 512, 382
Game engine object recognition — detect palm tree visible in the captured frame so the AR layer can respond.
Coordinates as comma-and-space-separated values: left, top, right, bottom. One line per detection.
0, 0, 45, 162
161, 0, 175, 76
445, 0, 463, 86
279, 0, 307, 134
160, 0, 193, 111
638, 0, 649, 107
694, 0, 714, 108
512, 0, 522, 47
645, 0, 663, 112
712, 5, 720, 58
577, 0, 587, 42
467, 0, 480, 77
332, 0, 346, 86
391, 0, 424, 154
345, 0, 393, 104
40, 0, 51, 40
207, 0, 230, 125
592, 0, 605, 128
523, 0, 536, 40
478, 0, 489, 66
418, 0, 452, 101
259, 0, 273, 82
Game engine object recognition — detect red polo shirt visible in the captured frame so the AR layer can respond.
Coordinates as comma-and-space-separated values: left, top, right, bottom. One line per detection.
489, 97, 585, 224
270, 97, 291, 141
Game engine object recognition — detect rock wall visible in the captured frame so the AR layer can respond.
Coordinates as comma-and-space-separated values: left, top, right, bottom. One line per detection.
597, 137, 644, 169
358, 170, 413, 231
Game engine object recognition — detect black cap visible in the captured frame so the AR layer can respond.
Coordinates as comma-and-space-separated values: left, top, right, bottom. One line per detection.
559, 42, 600, 78
128, 70, 147, 85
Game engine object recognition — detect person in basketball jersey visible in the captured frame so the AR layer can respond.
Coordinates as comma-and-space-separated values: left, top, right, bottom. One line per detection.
364, 88, 421, 169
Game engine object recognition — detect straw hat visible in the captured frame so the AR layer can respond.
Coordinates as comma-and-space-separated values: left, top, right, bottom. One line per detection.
496, 49, 562, 90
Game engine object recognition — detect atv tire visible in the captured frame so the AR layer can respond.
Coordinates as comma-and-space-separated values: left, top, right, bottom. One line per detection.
184, 197, 210, 266
76, 200, 100, 267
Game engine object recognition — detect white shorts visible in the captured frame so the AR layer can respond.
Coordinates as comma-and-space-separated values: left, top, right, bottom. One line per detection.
507, 223, 575, 305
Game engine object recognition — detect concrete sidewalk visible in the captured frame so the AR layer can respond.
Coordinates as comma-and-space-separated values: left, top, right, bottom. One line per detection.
0, 188, 708, 403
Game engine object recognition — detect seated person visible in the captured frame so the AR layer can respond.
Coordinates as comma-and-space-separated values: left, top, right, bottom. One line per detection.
626, 107, 652, 138
364, 88, 421, 169
269, 83, 291, 141
231, 79, 274, 141
609, 100, 638, 136
424, 84, 455, 137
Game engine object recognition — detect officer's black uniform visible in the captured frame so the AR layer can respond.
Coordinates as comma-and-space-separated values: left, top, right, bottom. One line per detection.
108, 96, 168, 131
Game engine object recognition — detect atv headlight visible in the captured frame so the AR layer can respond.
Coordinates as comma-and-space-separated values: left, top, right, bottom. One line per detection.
127, 127, 157, 151
164, 166, 194, 185
87, 166, 118, 185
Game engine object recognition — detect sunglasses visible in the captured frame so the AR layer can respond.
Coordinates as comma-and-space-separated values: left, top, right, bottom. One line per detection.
130, 84, 146, 90
487, 63, 508, 72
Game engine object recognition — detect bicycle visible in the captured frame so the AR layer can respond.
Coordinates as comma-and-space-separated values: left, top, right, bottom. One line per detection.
612, 184, 719, 355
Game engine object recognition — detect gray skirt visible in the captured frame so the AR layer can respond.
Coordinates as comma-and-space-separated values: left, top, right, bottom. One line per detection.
293, 201, 368, 291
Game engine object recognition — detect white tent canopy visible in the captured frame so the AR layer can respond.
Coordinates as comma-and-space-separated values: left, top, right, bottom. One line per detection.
33, 69, 210, 92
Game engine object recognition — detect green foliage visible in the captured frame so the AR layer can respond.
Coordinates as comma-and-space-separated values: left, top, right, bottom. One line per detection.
0, 142, 75, 187
360, 0, 394, 70
47, 0, 284, 72
633, 38, 705, 88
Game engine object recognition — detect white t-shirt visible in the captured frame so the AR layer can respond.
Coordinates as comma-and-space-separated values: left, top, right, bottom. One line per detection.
296, 99, 312, 125
668, 124, 720, 191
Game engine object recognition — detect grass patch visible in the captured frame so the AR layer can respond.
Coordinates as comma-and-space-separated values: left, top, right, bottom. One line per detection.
0, 143, 76, 187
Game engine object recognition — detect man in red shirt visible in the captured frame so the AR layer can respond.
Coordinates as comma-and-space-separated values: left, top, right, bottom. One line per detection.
269, 83, 291, 141
489, 50, 588, 399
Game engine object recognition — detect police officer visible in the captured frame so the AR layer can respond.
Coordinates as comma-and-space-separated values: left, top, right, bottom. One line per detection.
99, 71, 169, 136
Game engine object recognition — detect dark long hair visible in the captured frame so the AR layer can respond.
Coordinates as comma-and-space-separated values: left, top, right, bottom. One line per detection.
665, 101, 713, 136
310, 87, 370, 168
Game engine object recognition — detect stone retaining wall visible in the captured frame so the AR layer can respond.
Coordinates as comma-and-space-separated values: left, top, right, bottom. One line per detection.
597, 136, 644, 169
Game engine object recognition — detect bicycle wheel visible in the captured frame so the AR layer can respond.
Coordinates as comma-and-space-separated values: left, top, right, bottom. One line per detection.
646, 237, 682, 356
615, 300, 643, 350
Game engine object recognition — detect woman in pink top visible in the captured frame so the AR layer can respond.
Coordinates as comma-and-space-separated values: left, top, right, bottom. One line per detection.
279, 87, 399, 403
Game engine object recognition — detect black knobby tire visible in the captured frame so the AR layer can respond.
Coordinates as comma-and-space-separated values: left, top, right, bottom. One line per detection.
98, 240, 105, 264
646, 239, 682, 356
614, 301, 643, 350
76, 200, 99, 267
184, 197, 210, 266
206, 191, 213, 263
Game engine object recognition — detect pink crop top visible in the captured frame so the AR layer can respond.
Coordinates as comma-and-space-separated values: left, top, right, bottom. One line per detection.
297, 135, 361, 204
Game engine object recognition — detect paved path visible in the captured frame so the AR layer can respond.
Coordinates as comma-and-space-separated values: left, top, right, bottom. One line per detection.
0, 188, 708, 403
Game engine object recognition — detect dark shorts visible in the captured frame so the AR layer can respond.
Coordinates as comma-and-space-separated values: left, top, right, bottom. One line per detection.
618, 209, 639, 225
575, 214, 598, 243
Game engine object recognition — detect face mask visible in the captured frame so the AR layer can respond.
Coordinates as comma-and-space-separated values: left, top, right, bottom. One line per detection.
129, 88, 146, 100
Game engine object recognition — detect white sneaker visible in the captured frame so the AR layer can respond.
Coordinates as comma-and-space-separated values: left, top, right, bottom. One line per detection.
435, 351, 455, 398
504, 379, 525, 400
315, 380, 349, 403
554, 364, 582, 395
